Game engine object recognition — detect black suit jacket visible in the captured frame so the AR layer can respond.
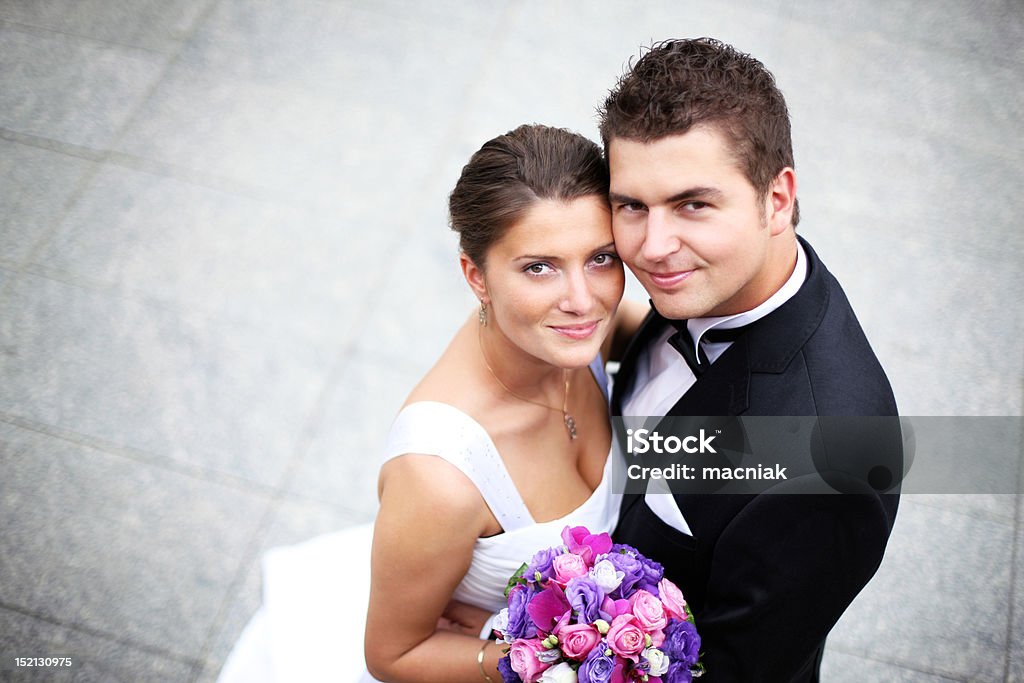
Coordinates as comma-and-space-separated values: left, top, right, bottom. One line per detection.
612, 237, 900, 682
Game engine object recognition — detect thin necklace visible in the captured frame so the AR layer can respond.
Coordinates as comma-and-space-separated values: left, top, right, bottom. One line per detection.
478, 325, 577, 440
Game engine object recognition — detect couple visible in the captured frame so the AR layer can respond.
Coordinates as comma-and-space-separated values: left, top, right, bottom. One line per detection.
219, 39, 899, 683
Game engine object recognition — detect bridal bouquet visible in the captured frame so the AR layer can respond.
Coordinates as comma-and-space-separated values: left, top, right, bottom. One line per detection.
492, 526, 702, 683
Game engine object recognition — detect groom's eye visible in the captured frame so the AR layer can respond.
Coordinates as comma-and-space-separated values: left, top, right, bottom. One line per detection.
615, 201, 645, 214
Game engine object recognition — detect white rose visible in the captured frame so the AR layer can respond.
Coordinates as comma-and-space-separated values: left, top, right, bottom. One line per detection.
491, 609, 510, 643
643, 647, 671, 677
492, 608, 509, 632
538, 662, 578, 683
589, 559, 624, 593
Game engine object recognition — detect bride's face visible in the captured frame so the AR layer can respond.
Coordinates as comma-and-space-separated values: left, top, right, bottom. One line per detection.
480, 195, 624, 369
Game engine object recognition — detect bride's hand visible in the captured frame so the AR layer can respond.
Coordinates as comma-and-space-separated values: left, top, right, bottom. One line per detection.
438, 599, 492, 636
434, 616, 476, 636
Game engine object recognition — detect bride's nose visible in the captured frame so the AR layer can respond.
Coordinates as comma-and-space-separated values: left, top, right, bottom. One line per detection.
558, 269, 595, 314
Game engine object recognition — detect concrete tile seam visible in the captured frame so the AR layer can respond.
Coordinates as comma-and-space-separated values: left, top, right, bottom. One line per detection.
0, 127, 108, 162
0, 598, 204, 669
826, 643, 973, 682
1003, 482, 1024, 679
902, 497, 1019, 525
188, 497, 283, 672
8, 262, 328, 353
0, 411, 282, 499
0, 17, 169, 61
85, 0, 222, 179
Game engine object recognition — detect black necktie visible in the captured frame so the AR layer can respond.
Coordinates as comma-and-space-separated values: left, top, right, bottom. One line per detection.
666, 321, 750, 377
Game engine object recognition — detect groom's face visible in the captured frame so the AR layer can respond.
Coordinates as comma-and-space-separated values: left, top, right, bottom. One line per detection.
608, 125, 779, 320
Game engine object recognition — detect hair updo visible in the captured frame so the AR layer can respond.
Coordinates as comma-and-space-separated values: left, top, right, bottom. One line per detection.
449, 124, 609, 268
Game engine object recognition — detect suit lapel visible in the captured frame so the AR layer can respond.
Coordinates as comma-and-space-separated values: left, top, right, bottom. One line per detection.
666, 337, 751, 417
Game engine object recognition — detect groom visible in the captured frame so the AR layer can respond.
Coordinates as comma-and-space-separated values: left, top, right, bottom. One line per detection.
603, 39, 900, 681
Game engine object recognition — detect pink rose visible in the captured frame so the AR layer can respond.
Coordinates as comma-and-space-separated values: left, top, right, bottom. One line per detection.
648, 628, 665, 648
606, 614, 646, 661
552, 553, 588, 585
556, 623, 601, 660
508, 638, 552, 683
658, 578, 688, 621
629, 589, 668, 631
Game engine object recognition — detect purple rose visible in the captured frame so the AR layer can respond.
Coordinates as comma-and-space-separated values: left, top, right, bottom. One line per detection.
600, 547, 645, 599
497, 655, 522, 683
565, 576, 604, 624
527, 546, 559, 583
637, 555, 665, 594
506, 585, 538, 640
577, 642, 615, 683
663, 619, 701, 667
665, 661, 693, 683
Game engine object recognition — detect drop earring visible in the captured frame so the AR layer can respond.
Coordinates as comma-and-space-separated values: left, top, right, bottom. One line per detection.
478, 301, 488, 326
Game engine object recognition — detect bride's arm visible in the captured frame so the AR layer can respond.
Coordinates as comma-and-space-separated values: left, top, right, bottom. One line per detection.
364, 454, 502, 682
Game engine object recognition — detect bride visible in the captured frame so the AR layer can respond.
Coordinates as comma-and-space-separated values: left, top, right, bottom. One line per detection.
218, 124, 644, 682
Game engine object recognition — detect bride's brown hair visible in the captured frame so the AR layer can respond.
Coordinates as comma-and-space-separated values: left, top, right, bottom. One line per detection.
449, 124, 609, 268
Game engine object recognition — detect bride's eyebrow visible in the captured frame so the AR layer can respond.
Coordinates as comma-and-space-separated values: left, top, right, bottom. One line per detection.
513, 254, 560, 262
514, 242, 617, 262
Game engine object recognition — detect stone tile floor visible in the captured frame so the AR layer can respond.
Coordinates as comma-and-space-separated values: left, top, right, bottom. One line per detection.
0, 1, 1021, 680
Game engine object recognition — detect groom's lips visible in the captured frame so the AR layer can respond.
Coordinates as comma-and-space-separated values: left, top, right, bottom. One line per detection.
647, 269, 696, 289
549, 321, 600, 340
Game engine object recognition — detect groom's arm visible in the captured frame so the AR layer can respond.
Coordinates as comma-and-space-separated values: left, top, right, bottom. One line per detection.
696, 475, 896, 682
601, 299, 649, 363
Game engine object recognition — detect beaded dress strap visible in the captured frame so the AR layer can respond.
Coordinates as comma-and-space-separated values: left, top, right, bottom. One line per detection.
383, 402, 534, 532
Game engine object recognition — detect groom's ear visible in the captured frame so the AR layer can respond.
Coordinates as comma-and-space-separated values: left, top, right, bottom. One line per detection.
459, 252, 489, 303
765, 167, 797, 236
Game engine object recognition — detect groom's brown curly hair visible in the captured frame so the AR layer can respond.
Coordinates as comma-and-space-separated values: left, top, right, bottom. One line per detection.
599, 38, 799, 226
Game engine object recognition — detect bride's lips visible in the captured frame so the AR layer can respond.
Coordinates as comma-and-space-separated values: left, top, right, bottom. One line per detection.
647, 269, 696, 289
549, 321, 600, 340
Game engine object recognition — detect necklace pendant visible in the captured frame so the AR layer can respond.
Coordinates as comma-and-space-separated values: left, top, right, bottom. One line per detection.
564, 413, 578, 440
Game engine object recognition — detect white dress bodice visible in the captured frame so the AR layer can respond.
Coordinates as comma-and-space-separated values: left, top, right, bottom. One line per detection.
383, 399, 618, 614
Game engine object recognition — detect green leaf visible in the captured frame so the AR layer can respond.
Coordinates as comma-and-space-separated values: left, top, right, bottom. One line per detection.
503, 563, 529, 598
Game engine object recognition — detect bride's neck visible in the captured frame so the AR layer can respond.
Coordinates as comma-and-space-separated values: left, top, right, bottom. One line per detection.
477, 324, 568, 399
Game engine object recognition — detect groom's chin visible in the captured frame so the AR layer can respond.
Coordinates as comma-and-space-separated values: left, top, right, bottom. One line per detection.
645, 293, 707, 322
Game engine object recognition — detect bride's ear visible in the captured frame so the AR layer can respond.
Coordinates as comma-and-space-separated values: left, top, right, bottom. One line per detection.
459, 252, 488, 303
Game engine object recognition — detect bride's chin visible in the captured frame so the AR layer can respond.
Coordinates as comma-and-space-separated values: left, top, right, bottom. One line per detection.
550, 345, 604, 371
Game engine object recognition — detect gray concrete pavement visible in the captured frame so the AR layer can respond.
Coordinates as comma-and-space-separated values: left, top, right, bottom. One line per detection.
0, 1, 1021, 681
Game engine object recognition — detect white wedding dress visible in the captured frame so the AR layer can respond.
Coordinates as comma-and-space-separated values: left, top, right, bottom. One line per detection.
217, 358, 619, 683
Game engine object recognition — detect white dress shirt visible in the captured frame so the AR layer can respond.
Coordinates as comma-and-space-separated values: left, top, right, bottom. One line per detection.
623, 242, 808, 534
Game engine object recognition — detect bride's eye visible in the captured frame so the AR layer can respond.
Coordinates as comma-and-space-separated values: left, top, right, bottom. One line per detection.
591, 252, 619, 267
525, 262, 553, 276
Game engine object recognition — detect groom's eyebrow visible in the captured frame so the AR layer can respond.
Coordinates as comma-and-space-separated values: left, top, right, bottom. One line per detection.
608, 187, 725, 206
665, 187, 725, 203
608, 192, 640, 205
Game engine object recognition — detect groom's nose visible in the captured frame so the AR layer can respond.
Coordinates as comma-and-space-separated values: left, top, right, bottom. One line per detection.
638, 209, 682, 263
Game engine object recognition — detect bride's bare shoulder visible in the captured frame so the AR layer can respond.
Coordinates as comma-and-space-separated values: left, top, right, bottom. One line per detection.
402, 315, 497, 418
